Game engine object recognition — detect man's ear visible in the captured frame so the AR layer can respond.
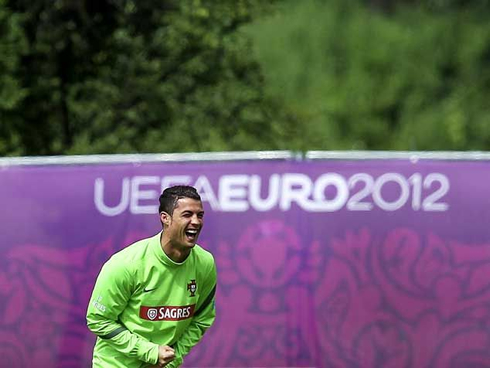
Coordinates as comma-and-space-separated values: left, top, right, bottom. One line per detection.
160, 212, 171, 227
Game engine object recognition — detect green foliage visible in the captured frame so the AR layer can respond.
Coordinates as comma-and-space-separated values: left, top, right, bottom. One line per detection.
0, 0, 27, 155
1, 0, 282, 155
2, 0, 120, 155
69, 0, 280, 153
247, 0, 490, 150
2, 0, 490, 155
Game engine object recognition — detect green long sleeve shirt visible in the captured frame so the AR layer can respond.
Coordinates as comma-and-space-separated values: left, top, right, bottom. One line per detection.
86, 232, 217, 368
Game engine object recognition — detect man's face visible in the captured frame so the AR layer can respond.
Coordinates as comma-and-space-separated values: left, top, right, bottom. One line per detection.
163, 198, 204, 249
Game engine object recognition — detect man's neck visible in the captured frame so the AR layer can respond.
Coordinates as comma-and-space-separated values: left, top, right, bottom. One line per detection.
160, 234, 191, 263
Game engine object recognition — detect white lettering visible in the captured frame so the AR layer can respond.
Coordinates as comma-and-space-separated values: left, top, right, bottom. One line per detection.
92, 295, 107, 312
194, 175, 220, 211
130, 176, 159, 214
249, 174, 280, 211
373, 173, 409, 211
280, 174, 312, 211
311, 173, 349, 212
94, 177, 130, 216
219, 175, 249, 211
94, 173, 450, 215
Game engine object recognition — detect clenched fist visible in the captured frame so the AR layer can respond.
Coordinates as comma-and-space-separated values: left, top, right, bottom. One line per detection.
148, 345, 175, 367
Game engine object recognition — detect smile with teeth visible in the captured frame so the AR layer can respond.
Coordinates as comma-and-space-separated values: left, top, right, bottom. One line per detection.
185, 229, 198, 238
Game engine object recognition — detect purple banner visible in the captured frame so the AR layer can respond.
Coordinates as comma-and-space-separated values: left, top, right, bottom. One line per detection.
2, 158, 490, 367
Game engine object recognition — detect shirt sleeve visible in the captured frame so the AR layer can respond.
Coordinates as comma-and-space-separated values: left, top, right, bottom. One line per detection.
86, 256, 159, 365
167, 259, 217, 368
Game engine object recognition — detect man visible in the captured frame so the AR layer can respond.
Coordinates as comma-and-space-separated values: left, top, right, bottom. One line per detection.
86, 185, 217, 367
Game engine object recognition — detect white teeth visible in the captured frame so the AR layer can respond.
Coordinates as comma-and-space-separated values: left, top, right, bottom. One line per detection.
186, 230, 197, 235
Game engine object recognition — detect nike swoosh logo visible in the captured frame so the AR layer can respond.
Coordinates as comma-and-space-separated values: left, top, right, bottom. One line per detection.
144, 287, 158, 293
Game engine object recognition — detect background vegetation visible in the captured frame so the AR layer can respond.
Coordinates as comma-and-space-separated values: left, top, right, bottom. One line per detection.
1, 0, 490, 156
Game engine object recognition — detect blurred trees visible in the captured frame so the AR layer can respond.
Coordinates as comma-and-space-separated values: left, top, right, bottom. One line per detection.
1, 0, 282, 155
0, 0, 27, 155
247, 0, 490, 150
1, 0, 490, 155
65, 0, 284, 153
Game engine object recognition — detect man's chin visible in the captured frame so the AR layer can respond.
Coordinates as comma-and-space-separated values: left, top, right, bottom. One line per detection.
184, 235, 198, 247
183, 241, 197, 248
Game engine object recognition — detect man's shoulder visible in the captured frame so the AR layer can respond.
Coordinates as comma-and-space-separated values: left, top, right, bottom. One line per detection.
192, 244, 215, 265
110, 233, 158, 265
192, 245, 216, 283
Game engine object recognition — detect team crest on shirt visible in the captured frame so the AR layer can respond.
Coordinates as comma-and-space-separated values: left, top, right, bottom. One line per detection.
147, 308, 158, 320
187, 279, 197, 297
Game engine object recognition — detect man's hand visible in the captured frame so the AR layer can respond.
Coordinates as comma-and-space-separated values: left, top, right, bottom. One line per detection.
148, 345, 175, 367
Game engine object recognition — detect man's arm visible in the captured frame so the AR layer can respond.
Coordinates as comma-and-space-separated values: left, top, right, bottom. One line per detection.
166, 261, 217, 368
86, 257, 160, 365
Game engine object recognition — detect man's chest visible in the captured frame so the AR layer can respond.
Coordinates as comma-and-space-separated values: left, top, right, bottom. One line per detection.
130, 266, 201, 322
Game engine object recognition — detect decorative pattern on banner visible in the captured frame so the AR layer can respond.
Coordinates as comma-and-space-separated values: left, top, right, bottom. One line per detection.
1, 160, 490, 367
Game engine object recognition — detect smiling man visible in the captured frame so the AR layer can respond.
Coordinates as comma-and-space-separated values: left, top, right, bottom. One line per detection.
86, 186, 217, 368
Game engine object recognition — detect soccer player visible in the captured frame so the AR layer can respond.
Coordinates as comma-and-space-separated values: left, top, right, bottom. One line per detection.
86, 185, 217, 367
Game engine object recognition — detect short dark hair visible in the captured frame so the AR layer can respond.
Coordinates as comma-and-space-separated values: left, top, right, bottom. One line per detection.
159, 185, 201, 215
